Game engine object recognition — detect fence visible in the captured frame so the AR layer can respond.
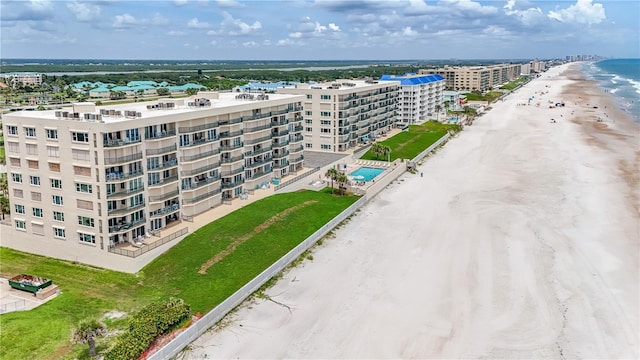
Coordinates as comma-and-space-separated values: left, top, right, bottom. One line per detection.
274, 167, 320, 192
108, 228, 188, 258
146, 196, 368, 360
410, 133, 451, 164
0, 299, 26, 314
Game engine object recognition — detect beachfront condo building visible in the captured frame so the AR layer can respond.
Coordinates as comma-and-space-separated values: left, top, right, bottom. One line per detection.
278, 79, 399, 152
419, 63, 523, 91
379, 73, 446, 125
1, 91, 305, 272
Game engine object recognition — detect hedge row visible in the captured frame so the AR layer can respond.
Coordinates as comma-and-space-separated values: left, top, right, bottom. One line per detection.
104, 298, 191, 360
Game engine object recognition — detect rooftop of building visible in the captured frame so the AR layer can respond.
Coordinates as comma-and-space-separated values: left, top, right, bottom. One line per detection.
282, 78, 399, 91
6, 91, 304, 124
379, 73, 445, 86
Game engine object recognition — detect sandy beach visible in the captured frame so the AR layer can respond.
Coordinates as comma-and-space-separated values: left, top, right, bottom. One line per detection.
184, 63, 639, 359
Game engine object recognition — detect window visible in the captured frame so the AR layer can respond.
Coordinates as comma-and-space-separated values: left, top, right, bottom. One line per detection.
26, 144, 37, 155
9, 157, 21, 167
78, 216, 95, 228
49, 162, 61, 172
72, 132, 89, 143
179, 134, 190, 147
129, 193, 144, 207
29, 175, 41, 186
320, 128, 331, 133
47, 146, 59, 158
15, 220, 26, 230
320, 120, 331, 125
305, 143, 313, 148
15, 204, 25, 214
11, 173, 22, 183
53, 227, 66, 239
31, 192, 42, 201
306, 94, 312, 99
321, 144, 331, 150
305, 119, 312, 124
7, 142, 19, 153
305, 127, 312, 132
24, 127, 36, 137
73, 166, 91, 177
53, 211, 64, 222
27, 160, 39, 169
6, 125, 18, 135
71, 149, 90, 161
32, 207, 43, 218
52, 195, 64, 205
320, 111, 331, 117
79, 232, 96, 244
46, 129, 58, 140
321, 95, 331, 100
50, 178, 62, 189
76, 183, 93, 193
305, 111, 312, 116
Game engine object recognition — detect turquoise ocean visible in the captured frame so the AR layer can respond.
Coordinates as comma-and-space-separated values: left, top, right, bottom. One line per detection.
583, 58, 640, 124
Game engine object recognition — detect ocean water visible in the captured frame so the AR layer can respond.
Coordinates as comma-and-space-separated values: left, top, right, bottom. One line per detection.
583, 59, 640, 124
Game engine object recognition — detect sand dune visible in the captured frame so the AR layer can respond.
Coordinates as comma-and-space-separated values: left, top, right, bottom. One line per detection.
184, 63, 639, 359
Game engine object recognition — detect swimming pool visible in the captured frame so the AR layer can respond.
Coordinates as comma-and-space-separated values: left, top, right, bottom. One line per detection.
349, 167, 385, 182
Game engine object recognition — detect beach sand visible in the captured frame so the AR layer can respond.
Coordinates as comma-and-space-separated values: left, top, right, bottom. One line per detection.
184, 63, 639, 359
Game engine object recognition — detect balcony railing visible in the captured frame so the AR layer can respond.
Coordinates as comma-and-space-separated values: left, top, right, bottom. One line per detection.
182, 175, 221, 191
289, 135, 304, 143
245, 124, 272, 133
180, 148, 221, 162
220, 142, 244, 152
272, 150, 289, 159
221, 166, 245, 177
246, 168, 272, 179
145, 129, 176, 140
273, 161, 289, 169
245, 145, 272, 157
146, 144, 177, 156
182, 188, 221, 205
108, 217, 146, 233
150, 204, 180, 218
103, 137, 142, 148
104, 153, 143, 165
149, 188, 179, 203
147, 159, 178, 171
106, 169, 144, 182
245, 157, 272, 169
182, 136, 219, 148
148, 174, 179, 188
180, 162, 220, 177
272, 129, 289, 137
290, 156, 304, 163
221, 181, 243, 189
107, 202, 146, 215
218, 117, 243, 126
245, 135, 272, 145
106, 185, 144, 198
272, 139, 289, 148
178, 122, 219, 133
220, 154, 245, 164
219, 130, 243, 139
290, 145, 304, 153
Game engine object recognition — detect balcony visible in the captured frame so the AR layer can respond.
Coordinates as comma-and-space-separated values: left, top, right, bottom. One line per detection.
221, 181, 243, 189
146, 144, 177, 156
245, 124, 272, 133
148, 174, 179, 188
178, 122, 219, 133
221, 166, 245, 178
147, 159, 178, 171
145, 129, 176, 140
150, 204, 180, 218
106, 184, 145, 199
107, 202, 146, 215
182, 188, 221, 205
246, 168, 271, 179
290, 156, 304, 163
292, 125, 304, 132
272, 129, 289, 137
218, 117, 243, 126
289, 135, 304, 144
220, 154, 245, 164
245, 146, 272, 157
149, 188, 179, 203
104, 137, 142, 148
289, 145, 303, 153
180, 148, 221, 163
106, 169, 143, 182
219, 130, 243, 139
272, 139, 289, 148
104, 153, 143, 165
108, 217, 146, 233
271, 119, 289, 126
245, 157, 272, 169
245, 135, 272, 145
272, 150, 289, 159
181, 162, 220, 177
183, 136, 219, 148
273, 161, 289, 169
183, 174, 221, 191
220, 142, 244, 152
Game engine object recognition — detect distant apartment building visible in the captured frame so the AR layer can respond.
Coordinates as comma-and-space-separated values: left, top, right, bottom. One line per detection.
3, 72, 43, 88
278, 79, 399, 152
419, 63, 523, 91
379, 73, 445, 125
529, 60, 547, 73
1, 92, 305, 272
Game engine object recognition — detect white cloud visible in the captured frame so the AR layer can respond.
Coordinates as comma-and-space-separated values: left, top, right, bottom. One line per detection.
548, 0, 605, 25
187, 18, 210, 28
402, 26, 417, 37
66, 1, 101, 22
440, 0, 498, 15
483, 25, 510, 36
289, 32, 303, 38
215, 0, 244, 8
277, 38, 295, 46
167, 30, 186, 36
27, 0, 53, 12
217, 11, 261, 36
112, 12, 168, 28
172, 0, 188, 5
503, 1, 545, 27
242, 41, 258, 47
328, 23, 340, 31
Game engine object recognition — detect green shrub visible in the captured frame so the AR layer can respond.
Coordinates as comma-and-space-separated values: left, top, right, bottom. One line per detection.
104, 298, 190, 360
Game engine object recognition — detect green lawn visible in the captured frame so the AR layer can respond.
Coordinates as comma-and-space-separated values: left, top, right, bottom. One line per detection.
360, 122, 459, 161
0, 189, 357, 360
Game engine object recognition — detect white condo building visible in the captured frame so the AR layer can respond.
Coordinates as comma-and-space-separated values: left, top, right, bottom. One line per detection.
379, 73, 446, 125
1, 92, 305, 272
278, 79, 399, 152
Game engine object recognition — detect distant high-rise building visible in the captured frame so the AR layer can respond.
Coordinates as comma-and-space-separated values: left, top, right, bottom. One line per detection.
379, 73, 446, 125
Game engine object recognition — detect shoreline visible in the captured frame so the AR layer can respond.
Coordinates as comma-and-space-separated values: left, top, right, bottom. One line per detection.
183, 63, 639, 359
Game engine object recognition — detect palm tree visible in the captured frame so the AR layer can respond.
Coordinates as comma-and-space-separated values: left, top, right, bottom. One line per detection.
370, 143, 384, 160
336, 173, 349, 195
381, 145, 391, 162
325, 168, 339, 195
71, 319, 106, 358
435, 104, 442, 122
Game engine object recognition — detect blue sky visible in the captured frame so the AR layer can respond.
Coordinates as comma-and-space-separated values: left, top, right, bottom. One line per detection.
1, 0, 638, 60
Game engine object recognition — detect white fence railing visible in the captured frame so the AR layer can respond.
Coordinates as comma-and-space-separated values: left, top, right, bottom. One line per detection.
147, 196, 368, 360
